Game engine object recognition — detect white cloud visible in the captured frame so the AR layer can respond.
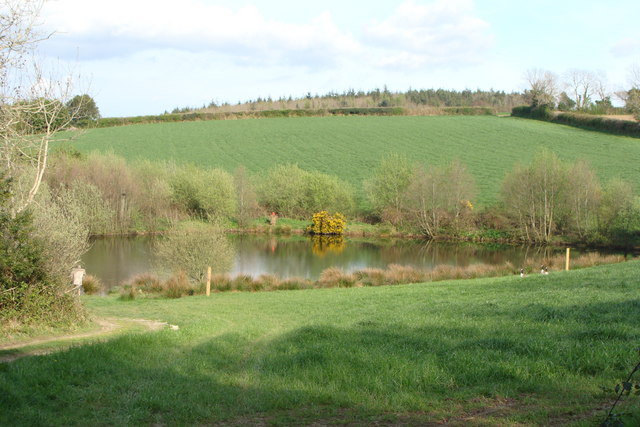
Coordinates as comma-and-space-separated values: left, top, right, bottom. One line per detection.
364, 0, 493, 69
611, 37, 640, 58
41, 0, 360, 67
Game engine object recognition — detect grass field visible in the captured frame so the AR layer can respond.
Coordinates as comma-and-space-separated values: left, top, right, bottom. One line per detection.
2, 261, 639, 425
66, 115, 640, 205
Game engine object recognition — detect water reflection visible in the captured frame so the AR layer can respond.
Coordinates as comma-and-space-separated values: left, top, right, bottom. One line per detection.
82, 235, 160, 288
311, 235, 345, 257
82, 234, 588, 289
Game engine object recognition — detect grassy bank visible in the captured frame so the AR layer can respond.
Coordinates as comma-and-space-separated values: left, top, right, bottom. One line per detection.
2, 261, 639, 425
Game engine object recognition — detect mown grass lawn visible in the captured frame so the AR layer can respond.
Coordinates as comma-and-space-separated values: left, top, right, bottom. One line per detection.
1, 261, 639, 426
67, 115, 640, 205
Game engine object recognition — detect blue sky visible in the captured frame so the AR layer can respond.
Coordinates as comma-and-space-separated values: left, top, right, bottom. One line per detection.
38, 0, 640, 117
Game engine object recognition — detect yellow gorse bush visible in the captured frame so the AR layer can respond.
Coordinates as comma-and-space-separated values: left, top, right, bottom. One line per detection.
307, 211, 346, 235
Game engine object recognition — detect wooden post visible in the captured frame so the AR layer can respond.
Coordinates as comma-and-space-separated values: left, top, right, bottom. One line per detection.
565, 248, 570, 271
206, 266, 211, 296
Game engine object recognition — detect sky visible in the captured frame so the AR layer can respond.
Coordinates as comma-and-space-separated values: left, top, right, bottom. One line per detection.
36, 0, 640, 117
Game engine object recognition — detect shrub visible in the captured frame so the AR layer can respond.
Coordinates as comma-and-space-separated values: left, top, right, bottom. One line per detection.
130, 273, 163, 293
29, 182, 92, 282
0, 175, 85, 328
318, 267, 356, 288
170, 165, 236, 220
13, 98, 71, 133
511, 104, 554, 120
132, 160, 180, 230
118, 285, 137, 301
234, 166, 260, 228
258, 165, 355, 218
307, 211, 346, 235
211, 274, 233, 292
301, 171, 355, 215
354, 268, 387, 286
364, 153, 414, 222
231, 274, 254, 292
46, 151, 138, 233
257, 274, 279, 291
511, 106, 640, 138
82, 275, 102, 295
163, 271, 192, 298
257, 164, 306, 217
155, 223, 235, 282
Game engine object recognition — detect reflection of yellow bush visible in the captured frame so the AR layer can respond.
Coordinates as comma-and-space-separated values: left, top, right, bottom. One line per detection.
307, 211, 346, 235
311, 234, 345, 257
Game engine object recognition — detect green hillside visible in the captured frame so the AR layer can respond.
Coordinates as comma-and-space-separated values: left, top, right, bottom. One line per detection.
67, 116, 640, 205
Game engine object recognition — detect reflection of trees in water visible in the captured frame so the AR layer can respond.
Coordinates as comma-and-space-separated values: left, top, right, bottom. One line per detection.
310, 235, 345, 257
376, 240, 565, 269
86, 235, 603, 287
230, 234, 323, 278
520, 245, 562, 269
84, 236, 159, 287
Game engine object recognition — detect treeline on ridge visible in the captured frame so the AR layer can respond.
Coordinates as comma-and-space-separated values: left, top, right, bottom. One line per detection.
90, 88, 523, 128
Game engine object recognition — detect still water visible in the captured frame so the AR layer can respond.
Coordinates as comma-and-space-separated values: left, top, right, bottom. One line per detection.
81, 234, 576, 289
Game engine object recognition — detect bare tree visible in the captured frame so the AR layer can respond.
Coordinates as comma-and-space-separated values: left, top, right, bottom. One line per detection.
564, 69, 597, 111
500, 150, 570, 243
624, 64, 640, 121
402, 165, 445, 238
630, 63, 640, 89
0, 0, 77, 216
592, 71, 610, 104
523, 68, 559, 107
402, 160, 475, 238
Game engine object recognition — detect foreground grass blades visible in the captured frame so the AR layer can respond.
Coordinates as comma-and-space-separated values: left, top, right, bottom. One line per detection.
1, 262, 640, 425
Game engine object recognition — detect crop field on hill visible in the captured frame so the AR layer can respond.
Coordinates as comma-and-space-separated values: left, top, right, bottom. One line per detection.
1, 261, 639, 425
67, 116, 640, 205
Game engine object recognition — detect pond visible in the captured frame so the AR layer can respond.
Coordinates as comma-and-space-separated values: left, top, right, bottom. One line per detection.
80, 233, 588, 290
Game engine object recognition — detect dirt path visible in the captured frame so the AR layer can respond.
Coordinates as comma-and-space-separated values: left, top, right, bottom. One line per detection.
0, 317, 179, 363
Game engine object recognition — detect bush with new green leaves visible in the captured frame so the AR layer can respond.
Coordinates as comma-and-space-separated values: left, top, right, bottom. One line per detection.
258, 164, 354, 218
170, 166, 236, 220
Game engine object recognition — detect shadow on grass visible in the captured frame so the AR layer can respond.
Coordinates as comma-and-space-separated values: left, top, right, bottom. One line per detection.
1, 301, 639, 425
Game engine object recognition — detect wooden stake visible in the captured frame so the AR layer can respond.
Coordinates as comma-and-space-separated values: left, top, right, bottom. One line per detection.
565, 248, 570, 271
206, 266, 211, 296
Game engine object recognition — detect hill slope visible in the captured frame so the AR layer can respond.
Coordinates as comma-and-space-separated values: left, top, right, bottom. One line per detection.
68, 115, 640, 205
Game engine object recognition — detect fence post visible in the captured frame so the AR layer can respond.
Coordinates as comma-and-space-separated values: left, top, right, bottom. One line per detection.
565, 248, 570, 271
206, 266, 211, 296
